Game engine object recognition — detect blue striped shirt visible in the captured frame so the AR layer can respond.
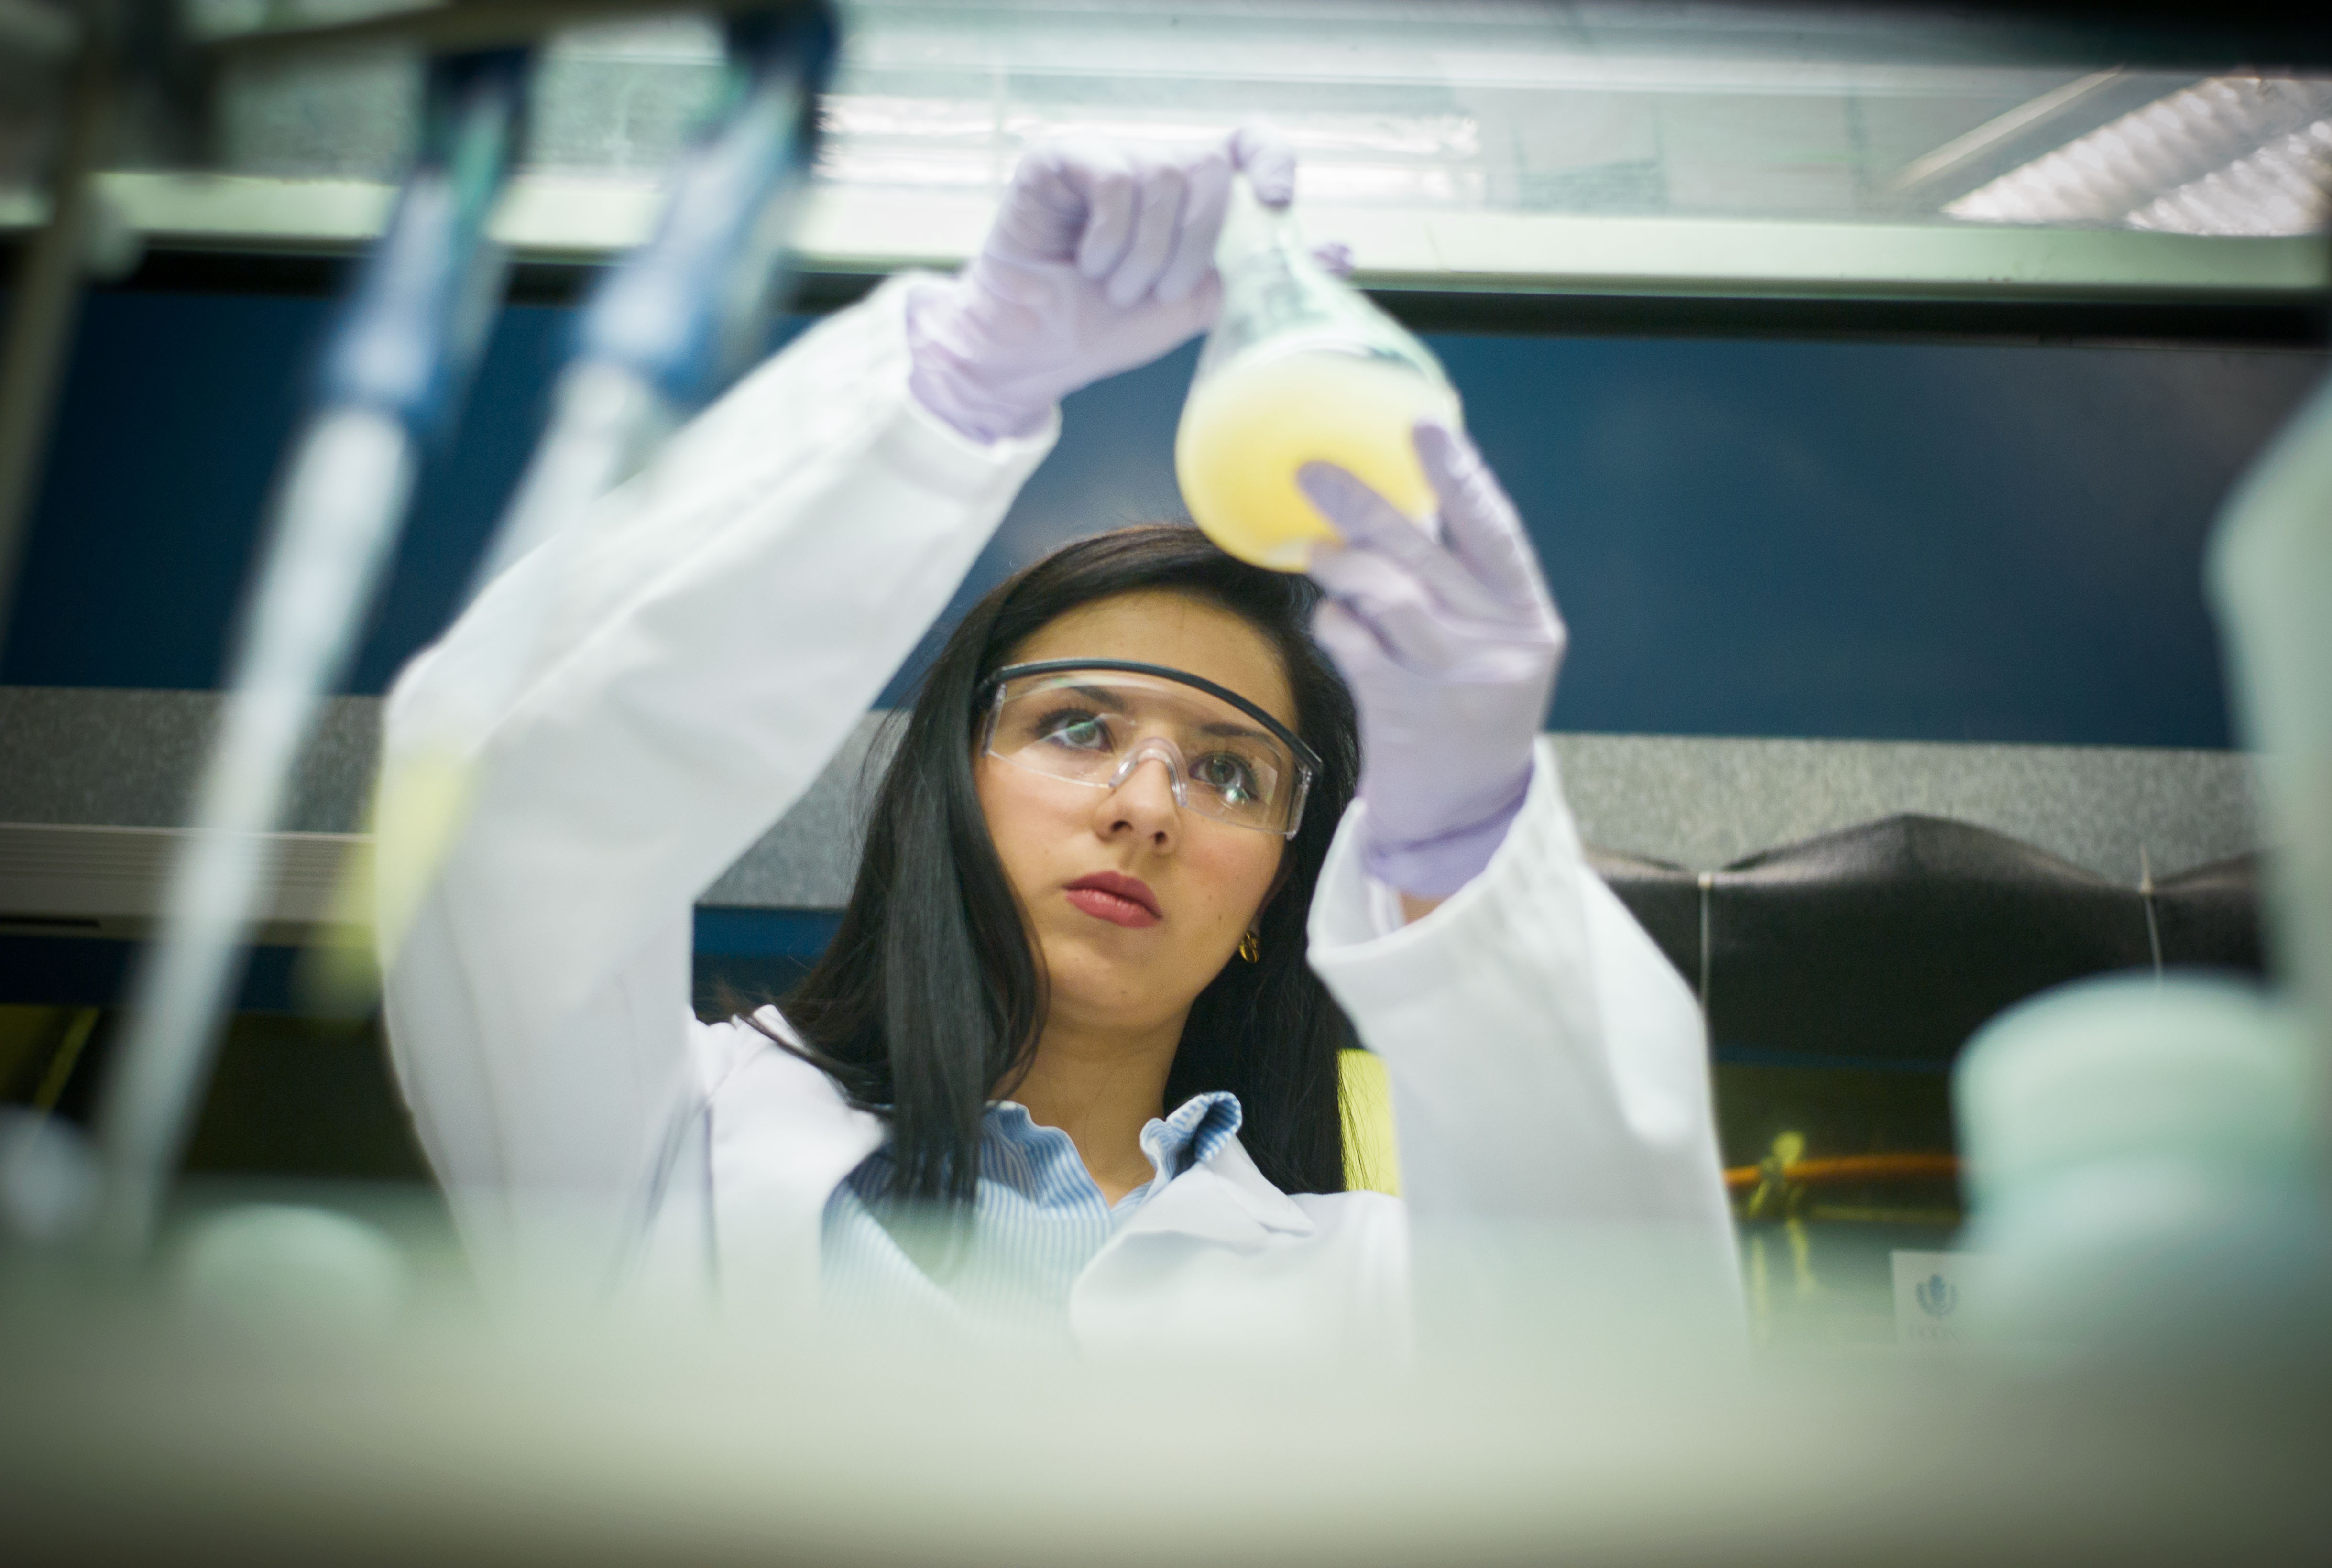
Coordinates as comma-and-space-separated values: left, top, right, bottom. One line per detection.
818, 1091, 1244, 1342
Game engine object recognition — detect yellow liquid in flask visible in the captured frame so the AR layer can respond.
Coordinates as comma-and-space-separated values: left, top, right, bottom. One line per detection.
1175, 349, 1461, 572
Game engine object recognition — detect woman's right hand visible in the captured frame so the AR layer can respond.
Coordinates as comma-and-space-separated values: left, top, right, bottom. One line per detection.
906, 127, 1297, 443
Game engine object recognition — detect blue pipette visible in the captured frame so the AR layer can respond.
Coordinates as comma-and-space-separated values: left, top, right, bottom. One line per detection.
87, 49, 532, 1255
371, 7, 836, 975
474, 5, 838, 589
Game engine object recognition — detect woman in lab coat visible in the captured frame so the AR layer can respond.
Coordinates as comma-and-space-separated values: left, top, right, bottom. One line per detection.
379, 129, 1736, 1353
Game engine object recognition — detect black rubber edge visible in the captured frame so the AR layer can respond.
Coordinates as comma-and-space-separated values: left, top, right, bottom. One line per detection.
70, 246, 2326, 349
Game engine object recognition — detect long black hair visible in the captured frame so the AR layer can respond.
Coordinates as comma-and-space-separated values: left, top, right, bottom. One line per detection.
756, 523, 1362, 1206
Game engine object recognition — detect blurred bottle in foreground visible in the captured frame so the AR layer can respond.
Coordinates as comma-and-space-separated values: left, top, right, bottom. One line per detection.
1174, 177, 1460, 571
1954, 375, 2332, 1366
1957, 975, 2323, 1359
2210, 373, 2332, 1088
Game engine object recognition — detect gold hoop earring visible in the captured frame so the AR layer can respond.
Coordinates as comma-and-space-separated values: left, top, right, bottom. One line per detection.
1238, 929, 1261, 963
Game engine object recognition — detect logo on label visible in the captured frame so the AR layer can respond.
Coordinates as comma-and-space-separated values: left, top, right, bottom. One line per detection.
1916, 1274, 1958, 1319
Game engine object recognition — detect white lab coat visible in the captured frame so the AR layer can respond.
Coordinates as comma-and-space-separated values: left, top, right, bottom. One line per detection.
380, 276, 1739, 1356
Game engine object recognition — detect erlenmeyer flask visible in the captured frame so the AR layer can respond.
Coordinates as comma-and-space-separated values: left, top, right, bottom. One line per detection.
1175, 176, 1462, 572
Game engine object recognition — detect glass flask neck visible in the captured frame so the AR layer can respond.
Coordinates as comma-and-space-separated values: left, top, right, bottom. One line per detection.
1215, 172, 1302, 272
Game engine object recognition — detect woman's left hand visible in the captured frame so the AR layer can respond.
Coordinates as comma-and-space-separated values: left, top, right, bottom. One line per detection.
1300, 424, 1567, 902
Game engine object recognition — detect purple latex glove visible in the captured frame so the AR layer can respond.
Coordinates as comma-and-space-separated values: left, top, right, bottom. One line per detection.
907, 127, 1299, 443
1300, 425, 1567, 899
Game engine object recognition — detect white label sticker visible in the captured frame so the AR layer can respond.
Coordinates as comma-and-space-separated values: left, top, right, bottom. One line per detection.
1893, 1249, 1975, 1350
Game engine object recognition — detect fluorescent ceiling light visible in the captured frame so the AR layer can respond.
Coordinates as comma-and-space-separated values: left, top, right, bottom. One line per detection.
110, 3, 2332, 237
2126, 119, 2332, 238
1947, 75, 2332, 236
816, 95, 1483, 204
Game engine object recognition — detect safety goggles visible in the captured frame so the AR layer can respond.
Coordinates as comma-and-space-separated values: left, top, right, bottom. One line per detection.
979, 660, 1320, 838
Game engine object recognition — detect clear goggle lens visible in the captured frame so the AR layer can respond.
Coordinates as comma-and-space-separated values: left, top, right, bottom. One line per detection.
983, 669, 1311, 837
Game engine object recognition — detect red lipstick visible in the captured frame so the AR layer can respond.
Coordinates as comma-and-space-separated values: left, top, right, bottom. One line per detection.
1063, 871, 1162, 929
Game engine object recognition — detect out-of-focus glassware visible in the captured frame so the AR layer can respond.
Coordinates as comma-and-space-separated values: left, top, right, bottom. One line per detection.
1174, 176, 1460, 571
1955, 974, 2326, 1359
2210, 372, 2332, 1060
1949, 368, 2332, 1365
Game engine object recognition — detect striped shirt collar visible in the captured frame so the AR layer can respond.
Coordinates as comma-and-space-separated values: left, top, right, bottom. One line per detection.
986, 1089, 1243, 1208
1138, 1090, 1244, 1185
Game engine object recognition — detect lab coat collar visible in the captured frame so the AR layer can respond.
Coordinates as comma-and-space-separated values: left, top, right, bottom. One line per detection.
1109, 1133, 1317, 1252
717, 1013, 1314, 1311
710, 1013, 888, 1320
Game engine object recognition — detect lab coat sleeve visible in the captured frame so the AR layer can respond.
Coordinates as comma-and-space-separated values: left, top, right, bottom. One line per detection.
378, 276, 1058, 1291
1305, 740, 1741, 1307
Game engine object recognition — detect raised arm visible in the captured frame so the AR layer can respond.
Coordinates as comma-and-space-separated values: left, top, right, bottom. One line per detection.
1298, 425, 1741, 1311
380, 282, 1056, 1291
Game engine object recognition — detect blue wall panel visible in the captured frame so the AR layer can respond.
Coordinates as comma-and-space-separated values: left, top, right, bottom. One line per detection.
6, 288, 2321, 748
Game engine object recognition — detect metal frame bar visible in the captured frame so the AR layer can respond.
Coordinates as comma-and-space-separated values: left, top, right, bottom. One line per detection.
6, 170, 2326, 306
